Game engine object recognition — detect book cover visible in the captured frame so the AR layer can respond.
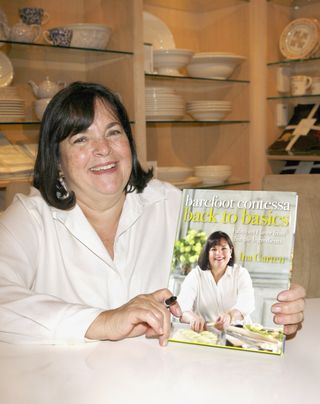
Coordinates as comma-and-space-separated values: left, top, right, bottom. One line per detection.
168, 188, 298, 355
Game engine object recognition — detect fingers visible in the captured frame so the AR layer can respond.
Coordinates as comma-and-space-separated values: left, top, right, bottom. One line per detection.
129, 293, 171, 346
277, 283, 306, 302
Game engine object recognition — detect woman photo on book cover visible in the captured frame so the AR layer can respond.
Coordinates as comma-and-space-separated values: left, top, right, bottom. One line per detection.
178, 230, 255, 332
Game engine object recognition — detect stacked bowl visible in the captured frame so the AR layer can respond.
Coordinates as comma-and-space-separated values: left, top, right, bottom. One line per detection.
194, 165, 232, 186
186, 100, 232, 121
145, 86, 185, 121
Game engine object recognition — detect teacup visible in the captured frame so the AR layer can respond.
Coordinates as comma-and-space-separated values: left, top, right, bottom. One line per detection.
43, 27, 73, 47
311, 77, 320, 95
19, 8, 50, 26
290, 75, 312, 96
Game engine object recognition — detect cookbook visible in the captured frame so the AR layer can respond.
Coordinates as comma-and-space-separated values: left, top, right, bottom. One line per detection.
168, 188, 298, 355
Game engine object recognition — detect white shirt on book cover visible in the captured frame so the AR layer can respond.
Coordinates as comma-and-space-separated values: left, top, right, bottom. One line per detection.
177, 264, 255, 323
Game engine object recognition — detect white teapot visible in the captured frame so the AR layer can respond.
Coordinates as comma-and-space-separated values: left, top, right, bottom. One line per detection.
28, 76, 66, 99
9, 21, 40, 43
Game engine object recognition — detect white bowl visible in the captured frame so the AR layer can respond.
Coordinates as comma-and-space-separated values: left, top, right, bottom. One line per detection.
194, 165, 232, 174
157, 166, 193, 182
65, 23, 112, 49
34, 98, 51, 120
188, 110, 230, 121
186, 53, 246, 79
153, 48, 194, 76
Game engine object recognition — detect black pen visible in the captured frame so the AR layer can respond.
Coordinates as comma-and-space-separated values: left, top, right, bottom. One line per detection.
164, 295, 177, 308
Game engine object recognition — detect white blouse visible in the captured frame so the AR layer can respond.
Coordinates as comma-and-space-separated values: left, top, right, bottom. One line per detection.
0, 179, 181, 344
177, 264, 255, 323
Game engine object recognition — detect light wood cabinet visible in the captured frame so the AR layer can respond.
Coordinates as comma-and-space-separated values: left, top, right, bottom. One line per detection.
2, 0, 320, 195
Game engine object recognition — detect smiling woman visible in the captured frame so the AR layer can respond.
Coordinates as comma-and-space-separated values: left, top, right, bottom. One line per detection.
0, 82, 306, 346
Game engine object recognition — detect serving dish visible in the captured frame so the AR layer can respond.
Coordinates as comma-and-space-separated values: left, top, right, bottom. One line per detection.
65, 23, 112, 49
153, 48, 193, 76
186, 52, 246, 79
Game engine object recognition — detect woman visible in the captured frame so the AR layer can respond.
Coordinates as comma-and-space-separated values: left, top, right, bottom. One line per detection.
0, 82, 304, 345
179, 231, 255, 332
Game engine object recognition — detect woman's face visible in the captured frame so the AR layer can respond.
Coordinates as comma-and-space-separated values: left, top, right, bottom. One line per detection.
208, 238, 232, 271
59, 99, 132, 206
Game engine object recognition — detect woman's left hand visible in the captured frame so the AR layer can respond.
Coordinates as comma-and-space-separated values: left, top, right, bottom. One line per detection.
271, 283, 306, 336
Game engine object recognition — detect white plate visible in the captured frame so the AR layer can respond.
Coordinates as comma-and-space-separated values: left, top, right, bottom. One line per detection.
279, 18, 320, 59
143, 11, 176, 49
0, 52, 14, 87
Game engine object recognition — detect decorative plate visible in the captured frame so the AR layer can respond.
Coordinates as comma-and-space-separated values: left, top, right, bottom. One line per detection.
0, 51, 13, 87
143, 11, 176, 49
279, 18, 320, 60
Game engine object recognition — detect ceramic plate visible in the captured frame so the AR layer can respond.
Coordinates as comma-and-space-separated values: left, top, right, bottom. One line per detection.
279, 18, 320, 59
0, 52, 13, 87
143, 11, 176, 49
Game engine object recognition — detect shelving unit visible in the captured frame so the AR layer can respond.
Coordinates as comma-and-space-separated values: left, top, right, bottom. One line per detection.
143, 0, 251, 188
266, 0, 320, 172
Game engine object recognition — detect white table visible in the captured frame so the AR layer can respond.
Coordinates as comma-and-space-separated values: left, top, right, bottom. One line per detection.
0, 299, 319, 404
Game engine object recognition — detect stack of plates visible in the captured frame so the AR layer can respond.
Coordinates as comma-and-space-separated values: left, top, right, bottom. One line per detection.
145, 86, 185, 121
194, 165, 232, 185
0, 86, 25, 121
186, 100, 232, 121
279, 18, 320, 60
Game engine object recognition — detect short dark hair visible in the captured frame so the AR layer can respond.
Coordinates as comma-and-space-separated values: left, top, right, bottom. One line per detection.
33, 81, 152, 209
198, 231, 235, 270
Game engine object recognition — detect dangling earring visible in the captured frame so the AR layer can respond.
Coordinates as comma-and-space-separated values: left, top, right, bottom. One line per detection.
56, 171, 70, 200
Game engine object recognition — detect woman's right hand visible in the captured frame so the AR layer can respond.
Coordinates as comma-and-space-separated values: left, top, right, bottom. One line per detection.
85, 289, 182, 346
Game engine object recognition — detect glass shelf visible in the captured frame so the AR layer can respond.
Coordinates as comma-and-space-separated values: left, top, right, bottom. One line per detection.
0, 40, 133, 64
267, 94, 320, 100
267, 154, 320, 161
145, 73, 249, 85
267, 0, 320, 7
175, 178, 250, 190
143, 0, 249, 12
267, 56, 320, 67
146, 119, 249, 124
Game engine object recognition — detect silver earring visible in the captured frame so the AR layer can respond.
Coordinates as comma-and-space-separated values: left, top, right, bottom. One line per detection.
56, 171, 70, 200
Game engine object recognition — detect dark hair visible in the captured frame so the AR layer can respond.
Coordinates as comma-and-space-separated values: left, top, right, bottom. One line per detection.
198, 231, 235, 270
33, 81, 153, 209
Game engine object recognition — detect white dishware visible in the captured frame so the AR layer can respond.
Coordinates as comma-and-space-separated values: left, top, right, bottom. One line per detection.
276, 66, 291, 93
186, 52, 246, 79
290, 75, 312, 95
0, 52, 14, 87
153, 48, 193, 76
34, 98, 51, 120
276, 103, 289, 127
157, 166, 193, 182
28, 77, 66, 99
143, 11, 176, 49
311, 76, 320, 94
194, 165, 232, 185
9, 22, 41, 43
65, 23, 112, 49
279, 18, 320, 59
